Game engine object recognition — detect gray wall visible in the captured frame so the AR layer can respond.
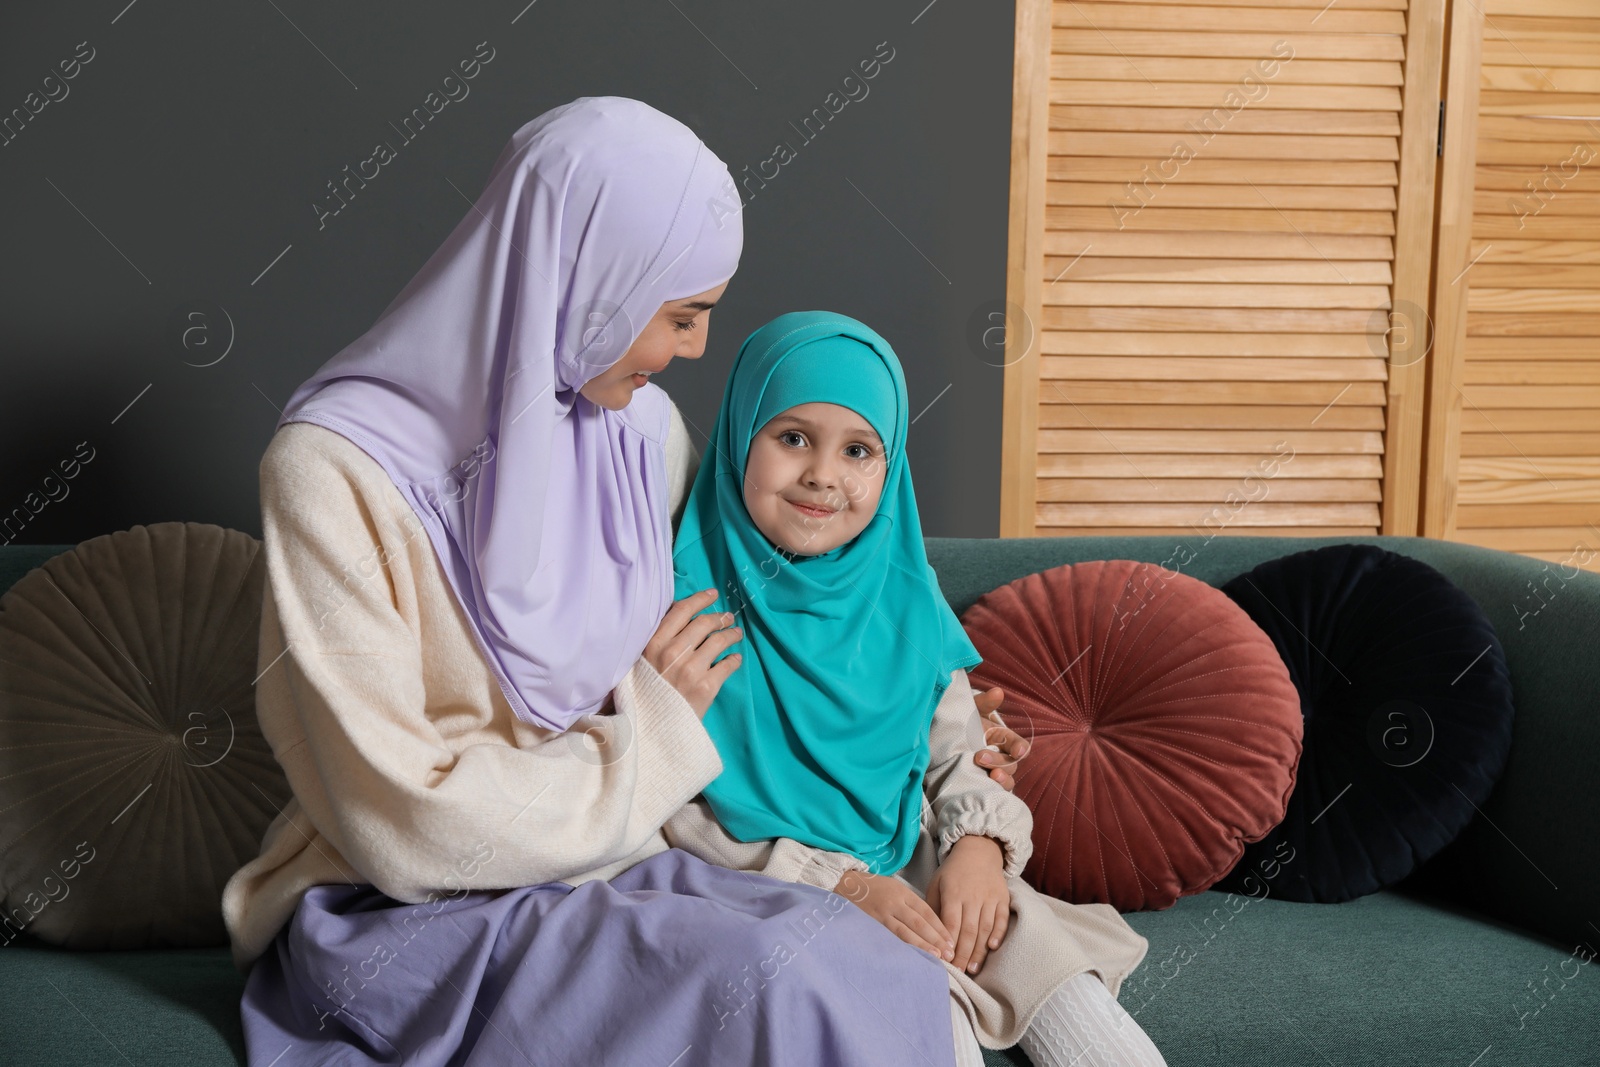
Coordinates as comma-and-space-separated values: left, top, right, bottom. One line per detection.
1, 0, 1012, 544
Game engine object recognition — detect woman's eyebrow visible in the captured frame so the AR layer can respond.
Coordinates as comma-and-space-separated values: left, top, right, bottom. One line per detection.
676, 299, 718, 311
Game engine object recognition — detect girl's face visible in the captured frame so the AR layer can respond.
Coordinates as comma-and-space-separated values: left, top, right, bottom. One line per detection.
742, 402, 887, 556
578, 279, 730, 410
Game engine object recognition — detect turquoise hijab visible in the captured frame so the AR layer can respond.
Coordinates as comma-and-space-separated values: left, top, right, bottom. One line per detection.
672, 310, 981, 875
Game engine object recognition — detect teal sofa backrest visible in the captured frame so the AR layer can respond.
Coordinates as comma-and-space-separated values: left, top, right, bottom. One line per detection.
4, 535, 1595, 951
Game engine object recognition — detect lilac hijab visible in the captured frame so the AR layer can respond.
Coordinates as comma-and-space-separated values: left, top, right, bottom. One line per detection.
275, 96, 743, 732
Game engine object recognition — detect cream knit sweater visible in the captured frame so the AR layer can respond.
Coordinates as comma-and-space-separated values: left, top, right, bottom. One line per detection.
221, 411, 720, 970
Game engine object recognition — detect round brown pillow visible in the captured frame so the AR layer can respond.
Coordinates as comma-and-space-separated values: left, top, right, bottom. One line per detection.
961, 559, 1303, 912
0, 522, 290, 948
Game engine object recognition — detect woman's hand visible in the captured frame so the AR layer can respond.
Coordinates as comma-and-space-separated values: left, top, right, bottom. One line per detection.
643, 588, 743, 719
834, 869, 956, 964
925, 835, 1012, 975
971, 687, 1030, 791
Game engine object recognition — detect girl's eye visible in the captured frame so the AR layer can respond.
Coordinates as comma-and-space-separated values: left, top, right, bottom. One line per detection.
845, 444, 874, 460
779, 430, 806, 448
673, 318, 698, 332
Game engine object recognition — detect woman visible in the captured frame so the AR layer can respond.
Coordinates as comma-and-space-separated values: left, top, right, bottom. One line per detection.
221, 96, 1030, 1065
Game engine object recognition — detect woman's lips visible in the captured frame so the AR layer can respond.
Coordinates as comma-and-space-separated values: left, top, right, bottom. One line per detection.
630, 372, 650, 386
787, 499, 836, 519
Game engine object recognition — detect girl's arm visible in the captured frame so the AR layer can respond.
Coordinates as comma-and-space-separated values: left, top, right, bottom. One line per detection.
923, 668, 1035, 879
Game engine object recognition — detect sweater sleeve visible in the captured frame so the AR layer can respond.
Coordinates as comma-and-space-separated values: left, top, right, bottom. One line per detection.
665, 395, 701, 532
924, 669, 1034, 879
661, 795, 872, 892
254, 423, 723, 905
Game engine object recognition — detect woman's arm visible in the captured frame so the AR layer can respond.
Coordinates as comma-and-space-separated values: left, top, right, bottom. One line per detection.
924, 669, 1035, 879
661, 795, 873, 891
255, 424, 723, 904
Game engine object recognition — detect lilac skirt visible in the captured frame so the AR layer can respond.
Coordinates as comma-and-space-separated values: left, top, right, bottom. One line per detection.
240, 847, 957, 1066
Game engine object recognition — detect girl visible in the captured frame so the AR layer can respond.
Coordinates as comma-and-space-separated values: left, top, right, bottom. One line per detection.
665, 311, 1170, 1067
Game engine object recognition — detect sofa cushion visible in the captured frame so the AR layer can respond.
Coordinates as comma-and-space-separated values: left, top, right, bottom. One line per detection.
0, 523, 292, 949
1214, 543, 1515, 903
959, 559, 1302, 911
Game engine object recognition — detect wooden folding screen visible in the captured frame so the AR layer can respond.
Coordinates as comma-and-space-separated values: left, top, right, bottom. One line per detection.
1426, 0, 1600, 572
1001, 0, 1446, 538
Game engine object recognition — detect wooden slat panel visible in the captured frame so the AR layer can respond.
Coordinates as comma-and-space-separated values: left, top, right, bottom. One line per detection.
1463, 240, 1600, 265
1473, 194, 1600, 221
1047, 282, 1392, 308
1053, 55, 1405, 85
1060, 207, 1395, 236
1048, 157, 1398, 185
1453, 525, 1600, 550
1046, 230, 1394, 258
1039, 403, 1385, 429
1462, 385, 1600, 406
1039, 330, 1380, 356
1054, 30, 1406, 62
1037, 502, 1381, 525
1044, 306, 1385, 332
1461, 432, 1600, 454
1037, 452, 1384, 477
1052, 106, 1401, 137
1035, 525, 1382, 537
1479, 91, 1600, 115
1468, 264, 1600, 287
1464, 311, 1600, 335
1482, 39, 1600, 67
1472, 213, 1600, 239
1480, 65, 1600, 93
1043, 254, 1394, 282
1464, 409, 1600, 431
1475, 168, 1600, 192
1038, 429, 1381, 453
1459, 456, 1600, 479
1468, 335, 1600, 358
1007, 0, 1424, 538
1042, 356, 1387, 380
1470, 287, 1600, 312
1483, 0, 1600, 18
1457, 503, 1600, 525
1457, 479, 1600, 504
1051, 81, 1402, 110
1050, 132, 1400, 161
1042, 380, 1386, 403
1054, 5, 1407, 35
1039, 478, 1382, 502
1464, 362, 1600, 384
1051, 183, 1396, 211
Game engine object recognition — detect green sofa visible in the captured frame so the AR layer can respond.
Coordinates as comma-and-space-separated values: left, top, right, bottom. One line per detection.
2, 534, 1596, 1066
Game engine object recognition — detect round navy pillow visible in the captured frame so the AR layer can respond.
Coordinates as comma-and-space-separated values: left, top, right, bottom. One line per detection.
1213, 543, 1514, 903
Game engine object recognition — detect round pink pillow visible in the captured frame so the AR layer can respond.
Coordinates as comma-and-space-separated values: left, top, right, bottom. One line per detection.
962, 559, 1302, 911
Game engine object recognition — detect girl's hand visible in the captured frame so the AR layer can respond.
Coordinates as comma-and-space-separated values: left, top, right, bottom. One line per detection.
833, 869, 956, 964
643, 588, 743, 719
925, 835, 1012, 975
972, 688, 1030, 792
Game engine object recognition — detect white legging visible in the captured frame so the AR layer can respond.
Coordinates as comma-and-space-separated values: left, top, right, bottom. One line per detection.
950, 971, 1168, 1067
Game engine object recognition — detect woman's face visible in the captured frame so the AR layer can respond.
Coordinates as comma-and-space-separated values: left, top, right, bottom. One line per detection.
742, 402, 887, 556
578, 280, 730, 410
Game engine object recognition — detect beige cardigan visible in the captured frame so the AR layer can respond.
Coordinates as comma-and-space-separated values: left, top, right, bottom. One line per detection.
223, 407, 1149, 1049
